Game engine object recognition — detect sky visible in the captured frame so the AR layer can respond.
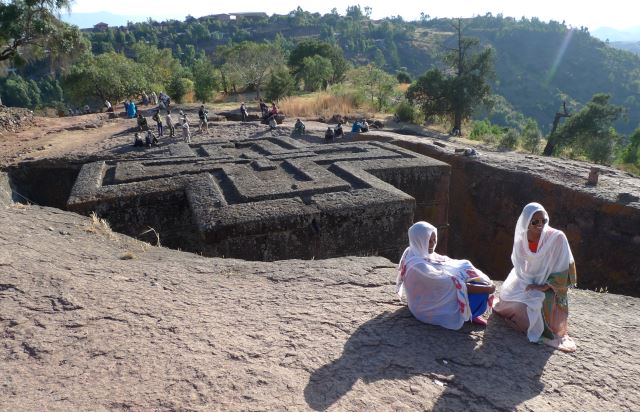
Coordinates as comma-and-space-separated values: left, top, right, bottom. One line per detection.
65, 0, 637, 31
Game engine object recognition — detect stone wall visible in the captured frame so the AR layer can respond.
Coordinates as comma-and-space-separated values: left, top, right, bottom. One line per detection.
67, 138, 451, 261
356, 134, 640, 296
5, 160, 81, 208
0, 171, 12, 206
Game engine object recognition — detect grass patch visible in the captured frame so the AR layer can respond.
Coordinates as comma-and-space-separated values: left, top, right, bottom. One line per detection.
85, 212, 116, 240
279, 92, 363, 119
120, 251, 136, 260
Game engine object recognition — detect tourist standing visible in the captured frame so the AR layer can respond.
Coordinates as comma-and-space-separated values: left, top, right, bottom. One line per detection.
165, 110, 175, 137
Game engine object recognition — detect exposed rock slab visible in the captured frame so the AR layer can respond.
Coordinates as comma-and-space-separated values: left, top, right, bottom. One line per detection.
353, 131, 640, 296
1, 204, 638, 411
65, 138, 450, 261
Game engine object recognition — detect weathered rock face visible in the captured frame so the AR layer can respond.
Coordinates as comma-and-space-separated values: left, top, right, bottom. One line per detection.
355, 132, 640, 296
0, 171, 12, 206
0, 106, 35, 134
1, 204, 638, 411
66, 137, 450, 261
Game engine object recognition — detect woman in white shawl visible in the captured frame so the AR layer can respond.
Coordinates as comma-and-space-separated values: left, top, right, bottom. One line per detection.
494, 202, 577, 352
396, 221, 495, 330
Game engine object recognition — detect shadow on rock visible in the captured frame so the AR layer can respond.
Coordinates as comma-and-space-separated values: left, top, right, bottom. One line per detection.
304, 308, 552, 411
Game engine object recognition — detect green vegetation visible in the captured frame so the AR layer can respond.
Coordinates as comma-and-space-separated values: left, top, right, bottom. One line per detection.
2, 2, 640, 172
546, 93, 624, 163
0, 0, 85, 62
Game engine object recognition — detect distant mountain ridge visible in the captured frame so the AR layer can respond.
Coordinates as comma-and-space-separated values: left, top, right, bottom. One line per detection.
62, 12, 165, 29
54, 12, 640, 135
592, 26, 640, 42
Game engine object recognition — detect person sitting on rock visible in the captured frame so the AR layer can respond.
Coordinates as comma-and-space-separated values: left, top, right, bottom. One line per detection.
324, 127, 335, 140
264, 102, 279, 123
334, 121, 344, 138
133, 132, 144, 147
137, 113, 149, 131
144, 130, 158, 147
293, 119, 305, 136
259, 98, 268, 118
493, 202, 577, 352
396, 221, 495, 330
351, 121, 362, 133
360, 119, 369, 132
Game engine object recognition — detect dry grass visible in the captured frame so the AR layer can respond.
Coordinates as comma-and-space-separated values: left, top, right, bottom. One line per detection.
85, 212, 116, 240
140, 226, 162, 247
11, 202, 30, 209
279, 92, 364, 119
120, 251, 136, 260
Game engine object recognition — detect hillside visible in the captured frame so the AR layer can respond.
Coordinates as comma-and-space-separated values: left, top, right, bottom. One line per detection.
75, 12, 640, 134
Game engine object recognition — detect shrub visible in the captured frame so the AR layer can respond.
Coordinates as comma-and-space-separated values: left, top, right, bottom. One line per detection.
499, 128, 519, 150
470, 119, 504, 143
395, 100, 416, 123
265, 67, 295, 102
521, 118, 542, 154
166, 76, 192, 104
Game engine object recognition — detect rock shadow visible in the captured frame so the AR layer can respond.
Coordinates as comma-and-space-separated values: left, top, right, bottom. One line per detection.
304, 308, 552, 411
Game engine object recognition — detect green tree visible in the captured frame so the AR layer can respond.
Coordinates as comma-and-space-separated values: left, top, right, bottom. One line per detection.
406, 19, 494, 133
0, 73, 35, 107
62, 52, 151, 105
545, 93, 624, 163
521, 118, 542, 154
351, 64, 398, 111
396, 70, 411, 84
221, 42, 284, 98
192, 56, 218, 103
621, 128, 640, 164
0, 0, 84, 62
288, 39, 348, 84
166, 73, 191, 104
130, 41, 183, 91
265, 66, 295, 102
300, 55, 333, 91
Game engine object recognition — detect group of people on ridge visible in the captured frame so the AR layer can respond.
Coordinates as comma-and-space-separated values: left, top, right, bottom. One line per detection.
397, 202, 577, 352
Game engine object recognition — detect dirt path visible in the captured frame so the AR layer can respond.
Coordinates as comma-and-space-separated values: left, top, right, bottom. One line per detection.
0, 113, 136, 166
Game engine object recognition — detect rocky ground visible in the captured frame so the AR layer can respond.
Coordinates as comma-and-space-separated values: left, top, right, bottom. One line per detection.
1, 105, 637, 206
1, 109, 640, 410
1, 203, 639, 411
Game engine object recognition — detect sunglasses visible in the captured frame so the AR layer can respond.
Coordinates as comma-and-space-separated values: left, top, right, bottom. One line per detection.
530, 218, 548, 226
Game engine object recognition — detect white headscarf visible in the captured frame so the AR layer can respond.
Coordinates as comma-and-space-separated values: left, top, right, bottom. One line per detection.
396, 222, 487, 330
500, 202, 574, 341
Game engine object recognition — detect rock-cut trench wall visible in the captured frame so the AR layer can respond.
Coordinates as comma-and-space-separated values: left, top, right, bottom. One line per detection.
371, 137, 640, 297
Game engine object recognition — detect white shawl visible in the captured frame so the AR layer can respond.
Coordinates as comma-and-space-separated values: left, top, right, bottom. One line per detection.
396, 222, 490, 330
500, 202, 574, 342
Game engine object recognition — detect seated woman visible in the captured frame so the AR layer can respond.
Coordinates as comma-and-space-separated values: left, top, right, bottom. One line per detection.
334, 121, 344, 138
293, 119, 305, 136
324, 127, 335, 140
494, 202, 577, 352
396, 221, 495, 330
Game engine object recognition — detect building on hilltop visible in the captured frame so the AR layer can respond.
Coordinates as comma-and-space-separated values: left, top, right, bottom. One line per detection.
93, 22, 109, 32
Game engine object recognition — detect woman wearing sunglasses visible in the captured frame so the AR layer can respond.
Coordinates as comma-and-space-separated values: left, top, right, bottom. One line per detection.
396, 221, 495, 330
494, 202, 577, 352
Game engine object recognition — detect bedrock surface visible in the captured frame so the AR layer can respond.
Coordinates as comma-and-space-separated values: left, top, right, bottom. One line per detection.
1, 204, 638, 411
